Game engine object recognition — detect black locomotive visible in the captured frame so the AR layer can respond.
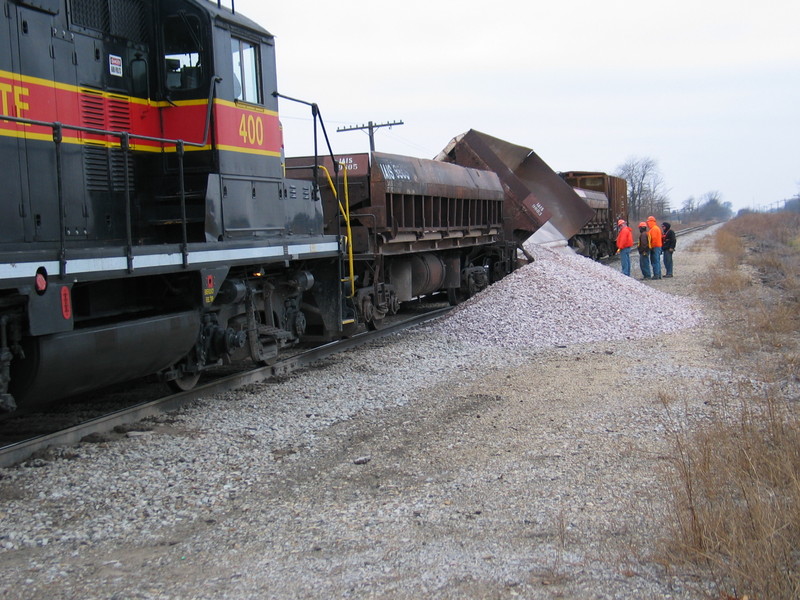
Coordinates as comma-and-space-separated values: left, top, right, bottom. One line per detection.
0, 0, 543, 411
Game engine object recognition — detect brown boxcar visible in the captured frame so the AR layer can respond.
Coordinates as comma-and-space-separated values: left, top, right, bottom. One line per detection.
560, 171, 629, 259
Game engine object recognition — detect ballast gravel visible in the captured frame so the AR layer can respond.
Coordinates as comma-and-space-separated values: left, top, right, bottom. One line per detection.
0, 226, 741, 599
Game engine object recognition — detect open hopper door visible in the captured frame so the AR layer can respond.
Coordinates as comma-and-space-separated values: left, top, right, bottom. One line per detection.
437, 130, 594, 247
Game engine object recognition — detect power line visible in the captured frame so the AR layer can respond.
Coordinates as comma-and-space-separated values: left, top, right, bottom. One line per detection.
337, 120, 404, 152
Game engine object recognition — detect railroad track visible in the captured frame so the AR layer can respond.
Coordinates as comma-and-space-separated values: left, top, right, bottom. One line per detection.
675, 223, 716, 236
0, 305, 451, 468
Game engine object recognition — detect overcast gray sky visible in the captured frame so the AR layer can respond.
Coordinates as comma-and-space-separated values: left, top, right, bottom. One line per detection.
234, 0, 799, 213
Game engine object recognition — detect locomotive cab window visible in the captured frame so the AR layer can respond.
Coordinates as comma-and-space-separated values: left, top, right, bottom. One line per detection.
163, 14, 205, 91
231, 37, 262, 104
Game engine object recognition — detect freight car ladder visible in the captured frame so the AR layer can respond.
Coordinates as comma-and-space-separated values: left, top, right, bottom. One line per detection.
317, 164, 356, 327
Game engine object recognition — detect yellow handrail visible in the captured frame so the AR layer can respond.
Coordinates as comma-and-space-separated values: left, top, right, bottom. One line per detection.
317, 164, 355, 299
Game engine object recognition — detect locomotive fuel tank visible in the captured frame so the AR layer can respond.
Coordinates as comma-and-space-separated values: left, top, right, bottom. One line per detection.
10, 312, 200, 407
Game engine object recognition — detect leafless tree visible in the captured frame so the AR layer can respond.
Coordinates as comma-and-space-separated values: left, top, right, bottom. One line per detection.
615, 156, 670, 221
679, 196, 696, 222
695, 190, 733, 221
700, 190, 722, 204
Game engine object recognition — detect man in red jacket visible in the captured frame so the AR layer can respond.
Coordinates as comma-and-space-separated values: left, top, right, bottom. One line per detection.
615, 219, 634, 276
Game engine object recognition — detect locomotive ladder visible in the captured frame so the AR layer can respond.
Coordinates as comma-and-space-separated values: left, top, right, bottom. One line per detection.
1, 113, 206, 275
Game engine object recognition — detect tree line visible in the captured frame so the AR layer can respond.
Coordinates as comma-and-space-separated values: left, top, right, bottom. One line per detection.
615, 156, 735, 223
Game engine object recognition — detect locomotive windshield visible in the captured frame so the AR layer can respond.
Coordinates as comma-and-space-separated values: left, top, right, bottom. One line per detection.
163, 13, 205, 91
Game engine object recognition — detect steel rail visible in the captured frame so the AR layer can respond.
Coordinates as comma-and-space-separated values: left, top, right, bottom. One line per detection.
675, 223, 716, 236
0, 307, 450, 468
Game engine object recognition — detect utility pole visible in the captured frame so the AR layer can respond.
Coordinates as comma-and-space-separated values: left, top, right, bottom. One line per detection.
337, 120, 404, 151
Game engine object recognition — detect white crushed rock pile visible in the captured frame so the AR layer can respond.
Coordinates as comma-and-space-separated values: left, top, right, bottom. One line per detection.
426, 244, 704, 348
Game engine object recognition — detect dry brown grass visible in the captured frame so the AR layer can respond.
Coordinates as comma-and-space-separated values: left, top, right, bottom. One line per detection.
661, 212, 800, 599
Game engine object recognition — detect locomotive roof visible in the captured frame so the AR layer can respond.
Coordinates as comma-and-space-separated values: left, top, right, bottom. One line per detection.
196, 0, 274, 40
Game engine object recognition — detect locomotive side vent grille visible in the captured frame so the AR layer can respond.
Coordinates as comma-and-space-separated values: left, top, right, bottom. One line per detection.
70, 0, 146, 43
79, 88, 105, 132
84, 146, 110, 192
81, 88, 109, 191
83, 147, 134, 193
109, 0, 147, 43
107, 95, 133, 191
69, 0, 110, 34
80, 89, 133, 193
107, 95, 131, 133
110, 150, 134, 191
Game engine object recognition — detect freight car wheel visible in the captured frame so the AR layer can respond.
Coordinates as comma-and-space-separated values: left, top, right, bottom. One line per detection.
365, 316, 384, 331
361, 295, 386, 331
448, 287, 467, 306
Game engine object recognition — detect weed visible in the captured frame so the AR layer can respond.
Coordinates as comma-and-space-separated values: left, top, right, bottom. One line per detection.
660, 212, 800, 599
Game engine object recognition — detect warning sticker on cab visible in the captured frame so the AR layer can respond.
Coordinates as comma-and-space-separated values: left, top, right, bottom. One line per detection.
109, 55, 123, 77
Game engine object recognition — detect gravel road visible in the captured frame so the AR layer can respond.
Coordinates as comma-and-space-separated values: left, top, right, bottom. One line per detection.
0, 227, 730, 599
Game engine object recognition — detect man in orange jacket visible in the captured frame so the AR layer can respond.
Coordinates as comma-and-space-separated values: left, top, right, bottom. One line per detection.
615, 219, 634, 276
646, 216, 663, 279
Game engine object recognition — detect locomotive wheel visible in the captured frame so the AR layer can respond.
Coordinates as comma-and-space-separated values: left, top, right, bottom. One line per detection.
167, 372, 201, 393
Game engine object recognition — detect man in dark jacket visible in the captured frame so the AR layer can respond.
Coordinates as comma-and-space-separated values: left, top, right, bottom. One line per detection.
662, 222, 676, 277
637, 222, 651, 279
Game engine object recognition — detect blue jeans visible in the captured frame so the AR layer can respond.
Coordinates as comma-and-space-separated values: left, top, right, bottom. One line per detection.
619, 247, 632, 276
650, 247, 663, 278
663, 249, 673, 276
639, 253, 652, 278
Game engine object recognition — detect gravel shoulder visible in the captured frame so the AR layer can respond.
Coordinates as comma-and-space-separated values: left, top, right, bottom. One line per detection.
0, 228, 730, 599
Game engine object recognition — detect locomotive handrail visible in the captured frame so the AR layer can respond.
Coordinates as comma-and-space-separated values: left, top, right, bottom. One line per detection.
0, 113, 207, 147
1, 112, 207, 274
53, 124, 66, 276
